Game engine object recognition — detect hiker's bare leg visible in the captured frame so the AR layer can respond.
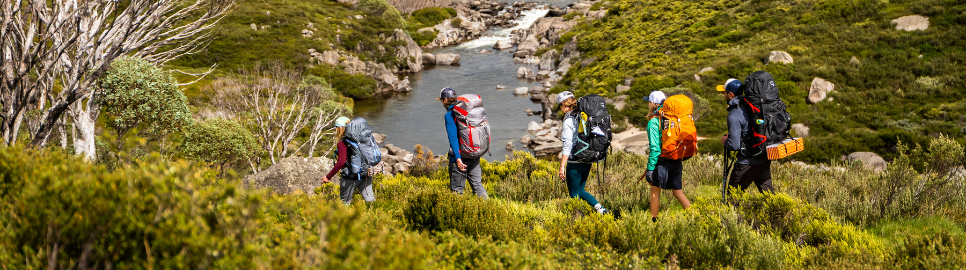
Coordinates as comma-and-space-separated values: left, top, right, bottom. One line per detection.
671, 190, 691, 210
649, 186, 662, 218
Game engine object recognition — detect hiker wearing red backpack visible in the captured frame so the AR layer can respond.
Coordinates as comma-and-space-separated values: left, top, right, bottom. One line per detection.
638, 91, 694, 223
719, 78, 775, 193
438, 87, 489, 199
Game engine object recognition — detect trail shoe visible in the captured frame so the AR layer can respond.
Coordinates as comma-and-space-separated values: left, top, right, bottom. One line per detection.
652, 217, 658, 223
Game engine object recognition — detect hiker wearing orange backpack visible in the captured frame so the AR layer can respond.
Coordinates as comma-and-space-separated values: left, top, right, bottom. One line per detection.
638, 91, 695, 223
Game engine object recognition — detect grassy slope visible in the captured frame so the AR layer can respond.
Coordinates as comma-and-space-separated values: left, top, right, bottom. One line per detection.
555, 0, 966, 163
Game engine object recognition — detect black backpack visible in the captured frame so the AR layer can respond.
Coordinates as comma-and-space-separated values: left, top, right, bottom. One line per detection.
570, 94, 612, 163
738, 71, 792, 157
334, 117, 382, 180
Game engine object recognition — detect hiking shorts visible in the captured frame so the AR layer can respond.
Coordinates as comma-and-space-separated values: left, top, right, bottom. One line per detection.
651, 159, 683, 190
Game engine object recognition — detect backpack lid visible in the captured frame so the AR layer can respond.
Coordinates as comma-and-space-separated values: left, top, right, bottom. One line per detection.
660, 95, 694, 119
577, 94, 608, 118
453, 94, 483, 116
345, 117, 373, 142
743, 71, 780, 101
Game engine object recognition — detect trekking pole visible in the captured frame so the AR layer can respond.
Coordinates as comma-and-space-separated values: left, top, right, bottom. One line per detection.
722, 148, 729, 205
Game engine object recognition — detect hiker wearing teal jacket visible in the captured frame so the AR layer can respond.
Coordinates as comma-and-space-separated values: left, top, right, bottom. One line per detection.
640, 91, 691, 223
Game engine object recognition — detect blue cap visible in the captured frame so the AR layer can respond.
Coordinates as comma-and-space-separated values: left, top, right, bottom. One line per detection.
437, 87, 457, 100
716, 78, 742, 94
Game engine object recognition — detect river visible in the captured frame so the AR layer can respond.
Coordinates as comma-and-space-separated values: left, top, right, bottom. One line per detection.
355, 8, 551, 161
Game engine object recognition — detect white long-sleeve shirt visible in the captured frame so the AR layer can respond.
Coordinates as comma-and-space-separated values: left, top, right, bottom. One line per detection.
561, 113, 584, 163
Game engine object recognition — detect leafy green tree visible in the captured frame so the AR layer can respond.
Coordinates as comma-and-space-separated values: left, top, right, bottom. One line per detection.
181, 118, 261, 173
99, 57, 191, 152
356, 0, 406, 28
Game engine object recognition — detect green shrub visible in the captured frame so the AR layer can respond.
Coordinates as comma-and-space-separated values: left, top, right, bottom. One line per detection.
307, 66, 378, 99
181, 118, 262, 173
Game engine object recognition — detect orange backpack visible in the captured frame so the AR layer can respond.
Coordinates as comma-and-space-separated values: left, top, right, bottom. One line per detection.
657, 95, 698, 160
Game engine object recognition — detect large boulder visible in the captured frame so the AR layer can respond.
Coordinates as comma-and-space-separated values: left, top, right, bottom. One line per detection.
527, 121, 542, 135
422, 53, 436, 65
791, 124, 809, 137
766, 51, 794, 64
435, 53, 461, 65
517, 34, 540, 53
529, 86, 546, 95
320, 51, 340, 66
532, 139, 563, 157
808, 77, 835, 104
616, 85, 631, 93
390, 29, 422, 72
245, 157, 333, 194
892, 15, 929, 31
493, 40, 513, 50
516, 67, 534, 79
539, 49, 558, 71
845, 152, 887, 173
373, 133, 386, 144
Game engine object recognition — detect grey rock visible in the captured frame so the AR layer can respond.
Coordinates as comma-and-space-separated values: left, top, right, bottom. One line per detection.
390, 29, 422, 72
539, 49, 558, 71
892, 15, 929, 31
530, 93, 546, 101
494, 40, 513, 50
850, 56, 861, 65
514, 87, 530, 95
527, 121, 542, 135
767, 51, 794, 64
435, 53, 461, 65
320, 51, 340, 66
520, 135, 532, 145
517, 34, 540, 53
422, 53, 436, 65
393, 162, 411, 174
533, 140, 563, 157
808, 77, 835, 104
516, 67, 534, 79
529, 86, 546, 95
698, 67, 715, 74
506, 142, 515, 150
580, 56, 597, 67
244, 156, 333, 195
616, 85, 631, 93
845, 152, 887, 173
373, 133, 386, 145
791, 124, 809, 137
496, 85, 507, 89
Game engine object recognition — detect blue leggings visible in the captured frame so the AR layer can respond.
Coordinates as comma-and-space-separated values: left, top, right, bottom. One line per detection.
566, 162, 600, 207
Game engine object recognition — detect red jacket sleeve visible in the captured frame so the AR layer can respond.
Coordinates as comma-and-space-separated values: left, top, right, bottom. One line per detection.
326, 141, 347, 179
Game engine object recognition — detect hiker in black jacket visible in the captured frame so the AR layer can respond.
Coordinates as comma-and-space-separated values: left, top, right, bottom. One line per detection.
718, 79, 774, 193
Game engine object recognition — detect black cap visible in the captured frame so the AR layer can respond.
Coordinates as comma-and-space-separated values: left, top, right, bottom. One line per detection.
437, 87, 457, 100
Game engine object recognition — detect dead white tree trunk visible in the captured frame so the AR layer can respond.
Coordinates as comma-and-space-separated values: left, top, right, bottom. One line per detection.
215, 62, 347, 171
1, 0, 235, 151
67, 91, 99, 160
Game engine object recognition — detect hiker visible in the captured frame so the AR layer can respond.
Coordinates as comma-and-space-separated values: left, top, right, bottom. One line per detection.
639, 91, 692, 222
439, 87, 489, 198
719, 78, 774, 193
322, 116, 383, 204
557, 91, 609, 214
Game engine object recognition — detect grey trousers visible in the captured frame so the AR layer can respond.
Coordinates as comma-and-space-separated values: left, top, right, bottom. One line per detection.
339, 176, 375, 204
449, 158, 488, 199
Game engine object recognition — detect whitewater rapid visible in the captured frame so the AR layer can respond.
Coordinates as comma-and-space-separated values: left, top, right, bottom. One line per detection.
457, 7, 551, 49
